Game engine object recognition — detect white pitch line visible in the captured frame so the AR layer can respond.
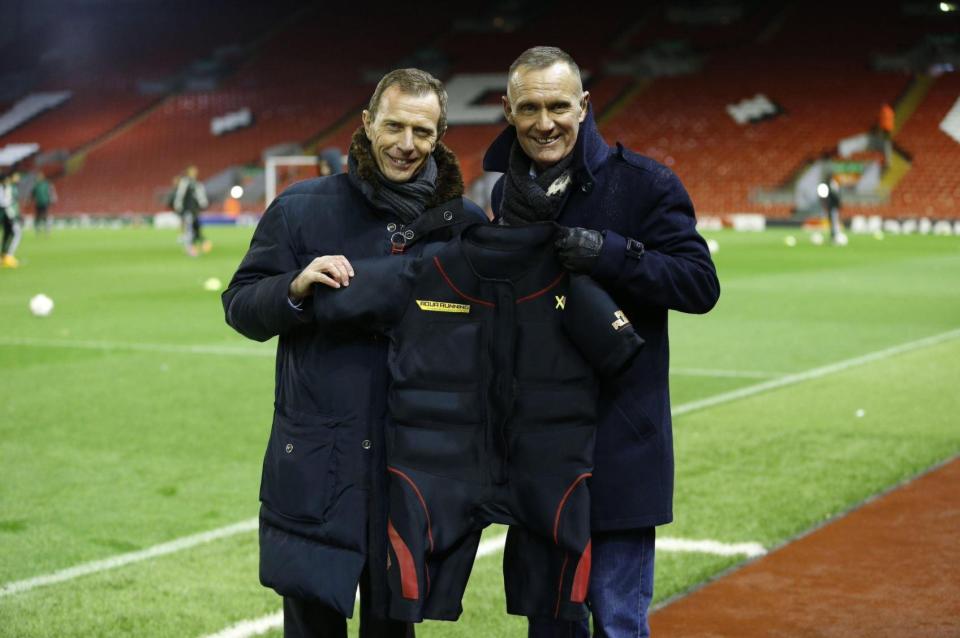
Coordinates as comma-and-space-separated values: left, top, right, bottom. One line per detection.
671, 367, 783, 379
202, 610, 284, 638
477, 532, 507, 557
672, 327, 960, 417
0, 336, 273, 358
0, 518, 258, 598
657, 537, 766, 558
197, 533, 763, 638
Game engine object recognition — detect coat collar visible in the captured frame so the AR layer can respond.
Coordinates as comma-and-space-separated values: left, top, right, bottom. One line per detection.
348, 127, 465, 207
481, 105, 610, 184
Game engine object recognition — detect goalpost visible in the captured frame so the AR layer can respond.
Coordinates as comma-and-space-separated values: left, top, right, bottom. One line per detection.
264, 155, 321, 206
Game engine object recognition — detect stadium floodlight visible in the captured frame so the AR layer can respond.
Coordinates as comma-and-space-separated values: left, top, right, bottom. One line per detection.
940, 2, 956, 11
230, 185, 244, 199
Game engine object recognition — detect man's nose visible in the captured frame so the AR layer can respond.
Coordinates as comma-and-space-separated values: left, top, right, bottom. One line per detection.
398, 129, 415, 152
535, 110, 553, 132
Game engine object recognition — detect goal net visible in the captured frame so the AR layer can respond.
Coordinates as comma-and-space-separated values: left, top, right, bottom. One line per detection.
264, 155, 323, 205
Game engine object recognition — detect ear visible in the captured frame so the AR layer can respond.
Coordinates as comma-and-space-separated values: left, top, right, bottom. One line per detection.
578, 91, 591, 123
361, 110, 373, 140
502, 95, 515, 126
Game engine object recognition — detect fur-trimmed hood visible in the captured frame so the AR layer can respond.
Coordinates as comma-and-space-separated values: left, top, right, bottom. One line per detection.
348, 127, 465, 207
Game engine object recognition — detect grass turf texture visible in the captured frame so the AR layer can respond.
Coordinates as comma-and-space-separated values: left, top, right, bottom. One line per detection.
1, 227, 958, 637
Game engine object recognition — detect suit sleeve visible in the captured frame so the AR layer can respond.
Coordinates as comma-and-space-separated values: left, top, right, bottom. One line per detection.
563, 274, 644, 376
221, 199, 312, 342
591, 169, 720, 314
312, 255, 418, 332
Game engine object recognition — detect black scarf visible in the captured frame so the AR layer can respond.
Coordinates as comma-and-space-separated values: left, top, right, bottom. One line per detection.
348, 141, 438, 224
500, 139, 575, 225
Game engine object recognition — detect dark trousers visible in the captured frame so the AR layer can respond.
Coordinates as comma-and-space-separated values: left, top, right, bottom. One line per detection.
35, 205, 49, 233
185, 211, 204, 243
283, 567, 415, 638
1, 215, 13, 253
528, 527, 656, 638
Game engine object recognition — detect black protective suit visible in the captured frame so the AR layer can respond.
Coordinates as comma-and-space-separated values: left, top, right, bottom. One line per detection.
313, 223, 643, 622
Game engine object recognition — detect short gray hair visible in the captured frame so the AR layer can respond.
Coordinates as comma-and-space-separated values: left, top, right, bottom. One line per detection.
367, 68, 448, 137
508, 46, 583, 94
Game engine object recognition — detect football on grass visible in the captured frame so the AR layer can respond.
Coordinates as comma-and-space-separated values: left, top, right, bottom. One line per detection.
29, 294, 55, 317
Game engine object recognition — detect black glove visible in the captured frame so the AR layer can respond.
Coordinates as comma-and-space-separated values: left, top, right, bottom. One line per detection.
555, 226, 604, 273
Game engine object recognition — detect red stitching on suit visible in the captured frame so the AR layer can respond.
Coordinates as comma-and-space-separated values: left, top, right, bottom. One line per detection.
387, 466, 435, 553
553, 473, 592, 544
433, 256, 495, 307
516, 272, 565, 304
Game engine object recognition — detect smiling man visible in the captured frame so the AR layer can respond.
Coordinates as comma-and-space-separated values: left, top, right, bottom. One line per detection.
223, 68, 485, 638
483, 47, 720, 637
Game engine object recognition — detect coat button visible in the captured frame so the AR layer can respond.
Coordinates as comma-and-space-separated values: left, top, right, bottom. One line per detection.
581, 182, 593, 193
387, 223, 397, 232
361, 439, 372, 450
403, 229, 414, 240
285, 443, 294, 454
443, 210, 453, 221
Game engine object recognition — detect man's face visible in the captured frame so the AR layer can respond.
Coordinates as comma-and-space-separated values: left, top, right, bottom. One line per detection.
503, 62, 589, 170
362, 85, 441, 183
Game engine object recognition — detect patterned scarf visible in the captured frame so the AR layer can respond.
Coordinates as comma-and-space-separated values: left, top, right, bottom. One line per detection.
500, 139, 574, 225
348, 143, 438, 224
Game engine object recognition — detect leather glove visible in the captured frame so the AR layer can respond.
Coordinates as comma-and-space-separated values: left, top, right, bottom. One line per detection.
555, 226, 603, 273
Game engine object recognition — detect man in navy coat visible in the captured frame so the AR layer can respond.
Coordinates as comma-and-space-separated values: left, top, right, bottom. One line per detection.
223, 68, 485, 638
483, 46, 720, 637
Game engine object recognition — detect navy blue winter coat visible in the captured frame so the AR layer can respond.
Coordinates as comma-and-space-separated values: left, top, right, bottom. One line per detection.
222, 135, 486, 616
483, 109, 720, 530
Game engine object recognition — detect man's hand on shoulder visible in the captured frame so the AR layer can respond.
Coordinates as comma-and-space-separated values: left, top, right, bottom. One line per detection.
555, 227, 603, 274
288, 255, 355, 302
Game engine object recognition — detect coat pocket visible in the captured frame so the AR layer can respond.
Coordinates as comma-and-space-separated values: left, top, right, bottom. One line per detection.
612, 392, 657, 442
260, 408, 341, 523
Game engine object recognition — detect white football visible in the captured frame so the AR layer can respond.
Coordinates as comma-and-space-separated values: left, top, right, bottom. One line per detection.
203, 277, 223, 291
706, 238, 720, 254
810, 231, 825, 246
834, 233, 849, 246
784, 235, 797, 247
30, 294, 54, 317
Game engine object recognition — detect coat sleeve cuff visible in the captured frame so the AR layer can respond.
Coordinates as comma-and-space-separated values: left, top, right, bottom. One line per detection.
281, 271, 313, 323
592, 230, 627, 283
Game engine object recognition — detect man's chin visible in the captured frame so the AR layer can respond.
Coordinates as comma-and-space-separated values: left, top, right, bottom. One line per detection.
384, 168, 414, 183
532, 150, 566, 170
380, 160, 422, 183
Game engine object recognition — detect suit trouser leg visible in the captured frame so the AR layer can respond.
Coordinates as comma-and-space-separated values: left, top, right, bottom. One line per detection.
283, 596, 346, 638
283, 566, 415, 638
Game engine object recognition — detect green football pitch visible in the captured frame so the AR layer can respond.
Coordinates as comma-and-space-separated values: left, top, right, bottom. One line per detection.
1, 226, 958, 637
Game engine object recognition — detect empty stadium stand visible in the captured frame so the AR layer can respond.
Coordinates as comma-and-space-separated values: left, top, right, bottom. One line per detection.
1, 1, 957, 219
48, 4, 450, 213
